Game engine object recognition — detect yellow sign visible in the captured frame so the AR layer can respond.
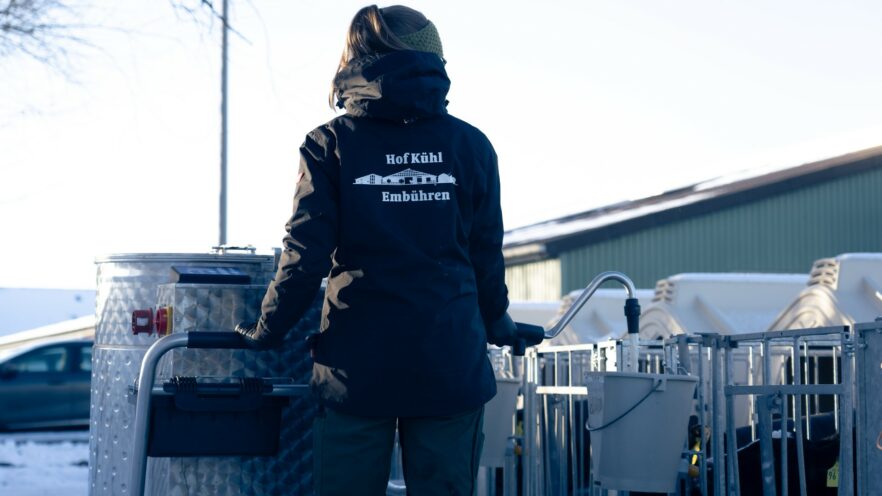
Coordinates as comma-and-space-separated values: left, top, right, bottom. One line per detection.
826, 460, 839, 488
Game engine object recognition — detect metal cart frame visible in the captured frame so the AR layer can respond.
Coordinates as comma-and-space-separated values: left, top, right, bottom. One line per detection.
129, 331, 308, 496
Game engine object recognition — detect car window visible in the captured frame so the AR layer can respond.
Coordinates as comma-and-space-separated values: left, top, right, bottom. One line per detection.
79, 345, 93, 372
8, 346, 68, 373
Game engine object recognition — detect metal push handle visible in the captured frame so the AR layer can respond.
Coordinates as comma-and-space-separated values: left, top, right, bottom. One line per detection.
131, 331, 250, 496
508, 271, 639, 357
544, 271, 637, 339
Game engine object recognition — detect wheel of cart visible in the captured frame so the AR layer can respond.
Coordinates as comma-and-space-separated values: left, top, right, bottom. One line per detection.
129, 331, 309, 496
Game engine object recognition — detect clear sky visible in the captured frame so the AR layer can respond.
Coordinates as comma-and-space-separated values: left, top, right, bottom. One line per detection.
2, 0, 881, 289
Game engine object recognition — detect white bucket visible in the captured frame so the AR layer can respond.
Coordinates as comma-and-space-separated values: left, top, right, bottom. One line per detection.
585, 371, 697, 493
481, 377, 520, 467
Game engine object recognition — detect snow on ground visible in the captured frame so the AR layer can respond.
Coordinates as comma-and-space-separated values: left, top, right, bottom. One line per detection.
0, 432, 89, 496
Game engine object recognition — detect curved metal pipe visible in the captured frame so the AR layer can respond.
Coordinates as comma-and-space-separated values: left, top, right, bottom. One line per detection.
544, 271, 637, 339
131, 333, 189, 496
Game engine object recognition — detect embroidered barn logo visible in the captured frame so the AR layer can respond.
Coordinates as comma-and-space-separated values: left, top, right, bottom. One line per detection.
354, 169, 457, 186
355, 168, 456, 203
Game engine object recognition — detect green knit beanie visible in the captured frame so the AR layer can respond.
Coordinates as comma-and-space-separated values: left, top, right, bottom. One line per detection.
397, 21, 444, 59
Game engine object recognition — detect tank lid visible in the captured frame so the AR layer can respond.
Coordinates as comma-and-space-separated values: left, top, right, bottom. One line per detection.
94, 252, 274, 264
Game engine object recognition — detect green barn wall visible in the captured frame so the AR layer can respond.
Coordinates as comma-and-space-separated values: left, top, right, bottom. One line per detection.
554, 166, 882, 292
505, 259, 561, 301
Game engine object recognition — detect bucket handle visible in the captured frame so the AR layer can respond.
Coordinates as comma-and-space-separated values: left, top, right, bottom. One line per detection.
586, 378, 664, 432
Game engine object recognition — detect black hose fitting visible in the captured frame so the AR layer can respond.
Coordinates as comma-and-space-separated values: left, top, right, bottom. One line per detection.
624, 297, 641, 334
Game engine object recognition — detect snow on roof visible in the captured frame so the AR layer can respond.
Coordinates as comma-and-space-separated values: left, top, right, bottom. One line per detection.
660, 272, 809, 284
503, 191, 717, 246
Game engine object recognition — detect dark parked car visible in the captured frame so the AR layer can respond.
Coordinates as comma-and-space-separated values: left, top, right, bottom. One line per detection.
0, 339, 93, 430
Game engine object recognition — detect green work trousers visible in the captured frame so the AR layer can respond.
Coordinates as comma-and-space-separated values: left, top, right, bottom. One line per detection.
313, 406, 485, 496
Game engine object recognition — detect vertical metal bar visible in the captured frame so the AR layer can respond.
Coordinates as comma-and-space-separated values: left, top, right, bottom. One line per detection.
524, 349, 537, 496
523, 352, 531, 496
749, 345, 757, 441
802, 341, 811, 440
616, 341, 623, 374
523, 354, 529, 496
589, 346, 599, 496
548, 354, 555, 496
665, 340, 673, 374
837, 329, 854, 496
554, 353, 563, 495
812, 354, 819, 417
504, 437, 517, 496
543, 394, 552, 495
579, 350, 588, 494
789, 344, 797, 435
578, 386, 586, 493
791, 338, 808, 496
576, 350, 594, 491
573, 394, 580, 496
780, 367, 789, 495
698, 342, 708, 496
552, 353, 561, 494
762, 337, 771, 389
725, 341, 741, 496
760, 337, 778, 496
853, 326, 866, 496
555, 351, 566, 495
567, 350, 573, 386
711, 336, 726, 496
219, 0, 229, 246
536, 354, 544, 496
832, 345, 840, 433
568, 352, 576, 494
757, 395, 778, 496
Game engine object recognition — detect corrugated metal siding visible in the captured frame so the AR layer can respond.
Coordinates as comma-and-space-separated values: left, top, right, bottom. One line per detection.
505, 259, 561, 301
559, 166, 882, 291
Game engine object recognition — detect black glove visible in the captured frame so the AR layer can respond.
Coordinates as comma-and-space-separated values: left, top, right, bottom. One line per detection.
486, 313, 519, 348
234, 320, 279, 350
486, 313, 546, 356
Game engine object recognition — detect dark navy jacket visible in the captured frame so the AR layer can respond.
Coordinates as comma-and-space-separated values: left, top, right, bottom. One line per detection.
255, 50, 506, 417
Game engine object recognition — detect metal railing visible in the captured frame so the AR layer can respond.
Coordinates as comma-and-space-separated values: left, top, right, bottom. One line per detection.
682, 327, 854, 496
853, 320, 882, 496
522, 342, 615, 495
519, 325, 860, 496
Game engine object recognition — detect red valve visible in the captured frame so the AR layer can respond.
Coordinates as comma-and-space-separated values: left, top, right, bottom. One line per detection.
131, 309, 154, 335
155, 306, 173, 336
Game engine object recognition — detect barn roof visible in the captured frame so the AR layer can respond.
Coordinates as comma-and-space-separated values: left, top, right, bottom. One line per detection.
503, 145, 882, 263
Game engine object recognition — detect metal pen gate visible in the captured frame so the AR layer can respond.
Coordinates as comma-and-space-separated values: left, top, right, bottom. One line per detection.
522, 342, 618, 495
690, 327, 854, 496
518, 324, 867, 496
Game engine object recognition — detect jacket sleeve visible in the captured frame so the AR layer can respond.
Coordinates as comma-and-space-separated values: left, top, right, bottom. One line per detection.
469, 143, 510, 330
250, 128, 339, 349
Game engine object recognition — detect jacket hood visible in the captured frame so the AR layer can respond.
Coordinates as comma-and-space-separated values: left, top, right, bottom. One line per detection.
334, 50, 450, 121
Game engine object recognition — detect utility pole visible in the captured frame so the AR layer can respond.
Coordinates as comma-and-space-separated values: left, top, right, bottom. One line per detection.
219, 0, 229, 246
